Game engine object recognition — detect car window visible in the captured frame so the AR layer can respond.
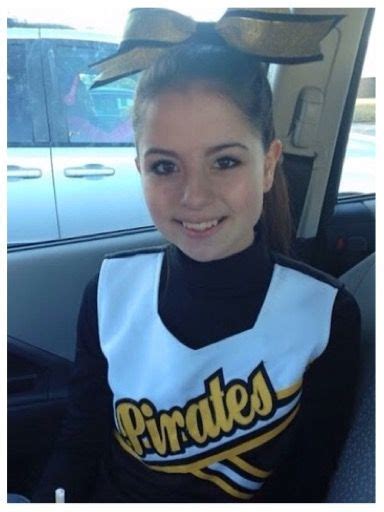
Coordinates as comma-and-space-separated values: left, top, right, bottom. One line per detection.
8, 42, 39, 144
338, 16, 375, 196
7, 10, 374, 248
53, 42, 137, 145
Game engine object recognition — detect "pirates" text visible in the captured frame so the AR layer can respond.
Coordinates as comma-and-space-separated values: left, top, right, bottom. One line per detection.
115, 363, 277, 457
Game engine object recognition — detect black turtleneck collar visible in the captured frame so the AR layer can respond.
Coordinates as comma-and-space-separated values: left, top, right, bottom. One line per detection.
159, 223, 274, 348
164, 224, 273, 298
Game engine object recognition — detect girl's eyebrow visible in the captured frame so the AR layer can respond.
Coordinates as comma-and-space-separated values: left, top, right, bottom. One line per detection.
144, 148, 178, 158
144, 143, 249, 159
206, 143, 249, 156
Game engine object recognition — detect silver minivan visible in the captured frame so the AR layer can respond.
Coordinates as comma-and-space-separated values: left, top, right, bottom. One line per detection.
7, 22, 153, 245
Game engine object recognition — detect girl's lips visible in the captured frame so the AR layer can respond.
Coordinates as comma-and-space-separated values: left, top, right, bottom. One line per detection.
182, 219, 219, 231
177, 217, 226, 238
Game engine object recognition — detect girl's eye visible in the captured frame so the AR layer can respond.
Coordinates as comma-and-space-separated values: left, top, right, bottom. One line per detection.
149, 160, 177, 176
214, 156, 241, 170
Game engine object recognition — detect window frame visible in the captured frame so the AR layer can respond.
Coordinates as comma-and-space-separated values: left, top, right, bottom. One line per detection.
319, 8, 375, 228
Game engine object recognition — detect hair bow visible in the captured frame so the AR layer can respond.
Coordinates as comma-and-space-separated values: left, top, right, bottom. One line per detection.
91, 8, 344, 88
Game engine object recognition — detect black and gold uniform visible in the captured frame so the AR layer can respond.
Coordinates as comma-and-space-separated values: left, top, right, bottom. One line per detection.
32, 227, 360, 502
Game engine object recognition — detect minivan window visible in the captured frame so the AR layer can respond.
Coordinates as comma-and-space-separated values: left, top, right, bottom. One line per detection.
53, 42, 137, 145
7, 42, 35, 144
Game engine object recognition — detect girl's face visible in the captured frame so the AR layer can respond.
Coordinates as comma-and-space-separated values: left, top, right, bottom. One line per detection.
136, 85, 282, 262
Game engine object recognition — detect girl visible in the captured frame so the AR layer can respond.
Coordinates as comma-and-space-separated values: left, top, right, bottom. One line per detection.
33, 10, 360, 503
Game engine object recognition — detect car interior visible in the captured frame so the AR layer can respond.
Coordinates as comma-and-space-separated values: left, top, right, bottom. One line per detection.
7, 7, 375, 502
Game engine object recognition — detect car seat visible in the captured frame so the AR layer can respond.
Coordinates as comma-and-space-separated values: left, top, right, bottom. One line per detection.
326, 253, 375, 502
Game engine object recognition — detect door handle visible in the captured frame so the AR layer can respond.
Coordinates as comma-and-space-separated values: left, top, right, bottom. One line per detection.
7, 165, 42, 180
64, 164, 115, 178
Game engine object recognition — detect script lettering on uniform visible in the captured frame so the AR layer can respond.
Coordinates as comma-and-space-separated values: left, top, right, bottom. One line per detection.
115, 362, 277, 457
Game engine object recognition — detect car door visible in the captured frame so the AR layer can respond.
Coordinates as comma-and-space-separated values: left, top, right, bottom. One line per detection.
269, 8, 375, 274
7, 28, 59, 244
40, 30, 153, 239
315, 9, 375, 277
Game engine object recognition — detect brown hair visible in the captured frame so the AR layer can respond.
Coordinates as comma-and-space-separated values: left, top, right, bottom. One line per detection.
133, 43, 293, 255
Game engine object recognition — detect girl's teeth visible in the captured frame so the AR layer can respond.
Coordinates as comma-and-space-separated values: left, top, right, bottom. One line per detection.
182, 219, 219, 231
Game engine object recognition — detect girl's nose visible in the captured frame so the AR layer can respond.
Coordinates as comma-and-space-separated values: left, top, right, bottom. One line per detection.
180, 169, 214, 209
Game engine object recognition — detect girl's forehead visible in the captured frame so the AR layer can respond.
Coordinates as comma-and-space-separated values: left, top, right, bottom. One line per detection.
139, 85, 255, 133
136, 95, 264, 157
148, 83, 234, 109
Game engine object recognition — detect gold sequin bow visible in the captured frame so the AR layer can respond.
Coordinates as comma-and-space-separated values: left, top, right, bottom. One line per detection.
91, 8, 344, 87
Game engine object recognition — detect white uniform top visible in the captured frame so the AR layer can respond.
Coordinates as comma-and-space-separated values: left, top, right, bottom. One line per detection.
97, 251, 338, 499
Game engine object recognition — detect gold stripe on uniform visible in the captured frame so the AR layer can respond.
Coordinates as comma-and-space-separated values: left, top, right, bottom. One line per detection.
230, 455, 271, 479
147, 404, 300, 474
192, 469, 254, 500
276, 379, 303, 400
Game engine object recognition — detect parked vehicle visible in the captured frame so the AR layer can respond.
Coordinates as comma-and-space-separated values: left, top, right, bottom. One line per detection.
7, 8, 375, 503
7, 21, 152, 245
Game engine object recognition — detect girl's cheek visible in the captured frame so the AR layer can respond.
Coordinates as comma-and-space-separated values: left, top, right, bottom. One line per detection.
144, 185, 173, 212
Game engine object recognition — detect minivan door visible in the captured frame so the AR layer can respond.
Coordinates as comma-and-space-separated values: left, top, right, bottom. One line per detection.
41, 31, 153, 240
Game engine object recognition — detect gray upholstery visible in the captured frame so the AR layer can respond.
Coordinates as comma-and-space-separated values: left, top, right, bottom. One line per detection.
326, 253, 375, 502
340, 253, 375, 346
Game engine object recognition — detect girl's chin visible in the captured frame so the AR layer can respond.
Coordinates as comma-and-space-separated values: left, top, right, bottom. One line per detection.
157, 218, 254, 261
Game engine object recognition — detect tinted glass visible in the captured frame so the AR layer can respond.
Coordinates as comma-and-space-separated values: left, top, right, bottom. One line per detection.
54, 42, 137, 144
7, 42, 34, 144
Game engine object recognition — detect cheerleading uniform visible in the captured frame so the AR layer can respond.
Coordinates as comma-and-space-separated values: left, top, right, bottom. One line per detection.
32, 229, 360, 502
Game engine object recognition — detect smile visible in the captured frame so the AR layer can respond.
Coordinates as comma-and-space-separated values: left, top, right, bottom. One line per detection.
177, 217, 227, 238
182, 219, 220, 231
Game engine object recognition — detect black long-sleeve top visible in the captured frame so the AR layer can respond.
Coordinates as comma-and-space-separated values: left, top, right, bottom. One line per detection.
32, 229, 360, 502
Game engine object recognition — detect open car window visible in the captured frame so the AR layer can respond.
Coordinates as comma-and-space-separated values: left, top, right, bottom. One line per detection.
338, 15, 375, 197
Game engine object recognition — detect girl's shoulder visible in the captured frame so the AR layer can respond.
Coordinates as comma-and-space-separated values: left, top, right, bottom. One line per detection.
272, 252, 360, 325
103, 244, 167, 261
272, 252, 343, 290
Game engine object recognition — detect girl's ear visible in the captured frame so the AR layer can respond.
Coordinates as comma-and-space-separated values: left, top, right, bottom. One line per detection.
263, 139, 282, 193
